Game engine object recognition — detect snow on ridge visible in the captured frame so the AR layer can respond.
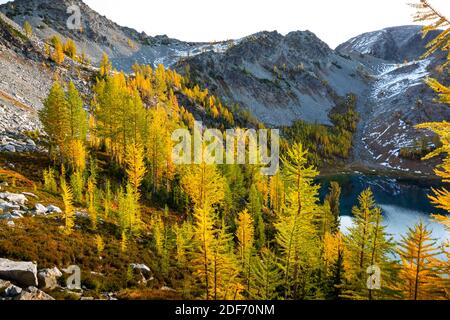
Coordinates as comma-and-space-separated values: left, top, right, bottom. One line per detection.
348, 30, 386, 55
152, 40, 242, 68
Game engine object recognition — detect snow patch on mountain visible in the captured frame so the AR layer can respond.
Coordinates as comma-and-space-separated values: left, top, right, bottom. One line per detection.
348, 30, 387, 55
371, 59, 431, 103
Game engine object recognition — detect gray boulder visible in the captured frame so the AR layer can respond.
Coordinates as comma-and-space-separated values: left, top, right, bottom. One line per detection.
10, 210, 24, 219
0, 192, 28, 205
0, 258, 38, 287
0, 200, 20, 212
4, 284, 22, 297
130, 263, 152, 278
37, 267, 62, 289
35, 203, 47, 215
46, 205, 62, 214
22, 192, 38, 199
3, 144, 16, 153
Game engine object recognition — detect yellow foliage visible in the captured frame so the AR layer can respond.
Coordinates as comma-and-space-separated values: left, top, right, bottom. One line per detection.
99, 53, 112, 78
95, 235, 105, 255
397, 222, 445, 300
181, 162, 226, 210
64, 39, 77, 59
68, 139, 86, 172
61, 177, 75, 235
125, 142, 146, 198
23, 20, 32, 38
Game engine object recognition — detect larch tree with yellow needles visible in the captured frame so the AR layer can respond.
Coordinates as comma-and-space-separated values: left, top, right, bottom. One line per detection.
61, 176, 75, 235
276, 142, 321, 299
99, 53, 112, 78
23, 20, 32, 38
342, 188, 394, 300
191, 204, 216, 300
250, 247, 283, 300
40, 81, 70, 162
181, 162, 226, 211
236, 209, 255, 294
125, 142, 146, 198
397, 222, 444, 300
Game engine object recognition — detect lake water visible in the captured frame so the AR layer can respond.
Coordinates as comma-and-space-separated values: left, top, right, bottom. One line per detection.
318, 173, 449, 244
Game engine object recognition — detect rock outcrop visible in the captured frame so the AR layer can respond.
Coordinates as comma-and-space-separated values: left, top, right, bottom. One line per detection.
0, 258, 38, 287
37, 267, 62, 290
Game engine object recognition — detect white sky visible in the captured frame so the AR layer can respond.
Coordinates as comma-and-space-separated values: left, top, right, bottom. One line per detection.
1, 0, 449, 48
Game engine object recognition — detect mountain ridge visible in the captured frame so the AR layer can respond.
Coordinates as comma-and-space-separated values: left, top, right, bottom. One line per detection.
0, 0, 449, 174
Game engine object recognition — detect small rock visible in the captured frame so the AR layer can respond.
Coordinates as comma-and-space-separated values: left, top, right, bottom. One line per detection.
10, 210, 24, 219
3, 144, 16, 153
22, 192, 38, 199
75, 211, 89, 218
26, 139, 36, 147
161, 286, 176, 292
46, 205, 62, 214
0, 213, 15, 220
0, 200, 20, 212
7, 221, 15, 227
35, 203, 47, 215
0, 279, 11, 291
4, 284, 22, 297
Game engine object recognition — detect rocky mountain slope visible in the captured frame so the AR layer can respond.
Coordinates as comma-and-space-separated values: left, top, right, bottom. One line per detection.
176, 31, 368, 126
0, 0, 449, 175
0, 10, 94, 154
337, 26, 450, 174
336, 25, 441, 62
0, 0, 234, 70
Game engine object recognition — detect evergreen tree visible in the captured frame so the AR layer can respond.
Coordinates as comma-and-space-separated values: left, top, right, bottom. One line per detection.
181, 162, 226, 210
103, 179, 112, 218
40, 82, 70, 161
276, 142, 321, 299
50, 36, 65, 64
118, 183, 141, 237
23, 20, 32, 38
64, 39, 77, 59
343, 188, 394, 300
191, 204, 216, 300
250, 247, 283, 300
70, 170, 84, 204
236, 209, 255, 294
99, 53, 112, 78
87, 159, 98, 229
397, 222, 444, 300
61, 176, 75, 234
325, 181, 341, 233
248, 184, 265, 249
125, 141, 146, 198
146, 106, 174, 193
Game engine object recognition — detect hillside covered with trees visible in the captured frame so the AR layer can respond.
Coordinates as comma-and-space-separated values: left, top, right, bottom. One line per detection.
0, 0, 449, 301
